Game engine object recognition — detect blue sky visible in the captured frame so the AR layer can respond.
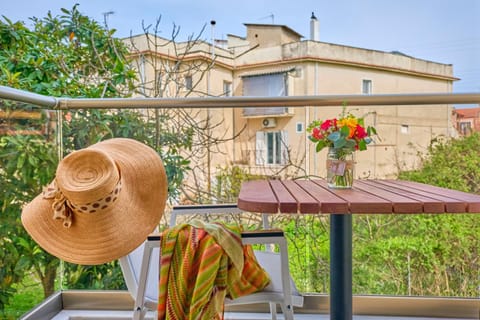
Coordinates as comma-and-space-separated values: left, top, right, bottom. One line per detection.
2, 0, 479, 98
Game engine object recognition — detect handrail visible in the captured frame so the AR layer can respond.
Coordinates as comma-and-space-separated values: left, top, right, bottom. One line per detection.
0, 86, 58, 108
1, 85, 479, 109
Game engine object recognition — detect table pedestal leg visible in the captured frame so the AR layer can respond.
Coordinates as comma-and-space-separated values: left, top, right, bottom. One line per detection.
330, 214, 352, 320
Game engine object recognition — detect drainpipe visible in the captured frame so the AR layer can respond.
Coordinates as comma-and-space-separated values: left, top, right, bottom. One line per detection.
311, 62, 319, 176
447, 81, 453, 137
206, 20, 216, 196
311, 12, 320, 176
139, 54, 146, 95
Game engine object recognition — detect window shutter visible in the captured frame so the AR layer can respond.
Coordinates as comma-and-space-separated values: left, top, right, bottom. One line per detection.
255, 131, 266, 165
280, 130, 289, 165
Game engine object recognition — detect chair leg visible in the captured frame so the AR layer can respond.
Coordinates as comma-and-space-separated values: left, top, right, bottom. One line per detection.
133, 306, 146, 320
282, 303, 294, 320
269, 302, 277, 320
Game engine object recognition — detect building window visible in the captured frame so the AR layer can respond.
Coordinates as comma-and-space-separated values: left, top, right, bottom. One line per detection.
256, 131, 288, 165
296, 122, 304, 133
185, 75, 193, 90
223, 81, 232, 96
243, 72, 288, 116
400, 124, 409, 134
362, 79, 372, 94
459, 122, 472, 135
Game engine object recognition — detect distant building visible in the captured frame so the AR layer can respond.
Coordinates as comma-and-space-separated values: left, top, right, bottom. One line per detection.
452, 107, 480, 135
125, 14, 458, 186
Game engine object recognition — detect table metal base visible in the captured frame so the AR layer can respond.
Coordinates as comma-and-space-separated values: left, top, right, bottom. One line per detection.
330, 214, 352, 320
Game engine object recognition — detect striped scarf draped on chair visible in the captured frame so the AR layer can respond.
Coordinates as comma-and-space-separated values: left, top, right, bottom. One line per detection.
158, 220, 270, 320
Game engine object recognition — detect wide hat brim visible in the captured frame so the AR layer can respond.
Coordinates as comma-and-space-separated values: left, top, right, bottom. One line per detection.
21, 138, 167, 265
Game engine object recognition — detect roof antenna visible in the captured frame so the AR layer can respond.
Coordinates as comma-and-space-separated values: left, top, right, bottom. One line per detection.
102, 11, 115, 29
259, 13, 274, 24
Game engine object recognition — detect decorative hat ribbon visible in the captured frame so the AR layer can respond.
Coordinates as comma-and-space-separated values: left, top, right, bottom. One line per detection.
42, 180, 73, 228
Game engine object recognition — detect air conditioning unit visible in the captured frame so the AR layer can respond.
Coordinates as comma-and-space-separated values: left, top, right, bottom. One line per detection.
262, 118, 277, 128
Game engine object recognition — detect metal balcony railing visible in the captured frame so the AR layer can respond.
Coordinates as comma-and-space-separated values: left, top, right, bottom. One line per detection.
1, 85, 480, 110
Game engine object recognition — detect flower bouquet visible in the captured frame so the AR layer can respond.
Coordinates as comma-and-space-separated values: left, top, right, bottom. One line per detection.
307, 105, 377, 188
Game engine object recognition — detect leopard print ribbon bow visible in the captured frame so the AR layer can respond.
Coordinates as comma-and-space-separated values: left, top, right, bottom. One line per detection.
42, 180, 73, 228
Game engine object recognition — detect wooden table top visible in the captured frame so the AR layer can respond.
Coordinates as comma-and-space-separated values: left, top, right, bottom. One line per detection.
237, 179, 480, 214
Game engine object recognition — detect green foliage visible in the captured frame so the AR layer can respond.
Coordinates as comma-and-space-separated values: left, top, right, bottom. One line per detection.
280, 215, 330, 293
2, 273, 46, 319
214, 166, 264, 203
346, 134, 480, 296
62, 261, 126, 290
0, 135, 58, 308
352, 214, 478, 296
399, 133, 480, 193
265, 212, 478, 297
0, 237, 22, 312
0, 4, 136, 96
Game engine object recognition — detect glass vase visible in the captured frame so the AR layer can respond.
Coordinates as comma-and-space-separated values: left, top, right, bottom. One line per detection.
326, 148, 354, 189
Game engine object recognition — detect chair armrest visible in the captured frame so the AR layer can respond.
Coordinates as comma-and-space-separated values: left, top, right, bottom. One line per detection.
241, 229, 284, 237
172, 203, 241, 214
240, 229, 285, 246
146, 234, 161, 241
148, 229, 285, 245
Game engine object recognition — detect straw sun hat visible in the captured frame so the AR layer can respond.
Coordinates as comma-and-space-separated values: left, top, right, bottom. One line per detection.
21, 138, 167, 265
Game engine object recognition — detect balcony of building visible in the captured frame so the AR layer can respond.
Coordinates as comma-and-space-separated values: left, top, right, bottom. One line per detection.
0, 86, 479, 320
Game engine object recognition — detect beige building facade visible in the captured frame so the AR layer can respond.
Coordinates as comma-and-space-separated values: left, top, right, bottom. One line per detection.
126, 17, 457, 192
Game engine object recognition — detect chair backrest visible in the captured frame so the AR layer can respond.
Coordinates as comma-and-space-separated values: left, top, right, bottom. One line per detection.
169, 203, 271, 229
120, 241, 159, 309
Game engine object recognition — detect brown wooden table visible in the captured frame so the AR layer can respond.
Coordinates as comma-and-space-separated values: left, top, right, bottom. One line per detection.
237, 179, 480, 320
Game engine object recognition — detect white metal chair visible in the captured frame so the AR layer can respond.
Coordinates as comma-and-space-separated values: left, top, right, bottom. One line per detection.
119, 204, 303, 320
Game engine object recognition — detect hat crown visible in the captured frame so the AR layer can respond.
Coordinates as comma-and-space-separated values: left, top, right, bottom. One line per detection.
56, 149, 120, 206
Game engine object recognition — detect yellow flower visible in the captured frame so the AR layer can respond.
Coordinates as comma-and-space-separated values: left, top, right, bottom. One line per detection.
338, 116, 358, 138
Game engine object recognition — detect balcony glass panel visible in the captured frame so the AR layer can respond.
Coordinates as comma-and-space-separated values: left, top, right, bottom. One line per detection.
1, 89, 479, 318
